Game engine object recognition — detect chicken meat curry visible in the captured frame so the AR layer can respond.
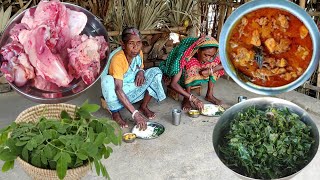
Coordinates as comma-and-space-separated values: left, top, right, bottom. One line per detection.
227, 8, 313, 87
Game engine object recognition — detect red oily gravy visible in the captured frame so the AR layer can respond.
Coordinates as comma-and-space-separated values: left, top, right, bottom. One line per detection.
227, 8, 313, 87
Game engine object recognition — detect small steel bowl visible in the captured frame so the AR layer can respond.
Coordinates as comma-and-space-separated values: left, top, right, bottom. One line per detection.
0, 3, 110, 103
188, 110, 200, 118
122, 133, 136, 143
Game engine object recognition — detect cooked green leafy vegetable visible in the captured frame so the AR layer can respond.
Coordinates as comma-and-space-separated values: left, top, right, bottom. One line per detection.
219, 106, 315, 179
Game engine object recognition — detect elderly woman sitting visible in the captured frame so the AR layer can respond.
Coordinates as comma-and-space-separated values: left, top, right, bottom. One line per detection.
160, 36, 224, 111
101, 27, 166, 129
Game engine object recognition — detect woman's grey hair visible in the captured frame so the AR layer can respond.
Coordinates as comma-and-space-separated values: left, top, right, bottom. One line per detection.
121, 27, 142, 43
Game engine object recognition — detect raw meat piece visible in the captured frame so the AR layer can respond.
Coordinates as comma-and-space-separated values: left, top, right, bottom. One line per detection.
0, 41, 35, 86
32, 75, 60, 92
9, 23, 30, 41
68, 34, 108, 85
19, 25, 73, 87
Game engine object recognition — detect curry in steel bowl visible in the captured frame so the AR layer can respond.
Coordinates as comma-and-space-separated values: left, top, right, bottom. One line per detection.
227, 8, 312, 87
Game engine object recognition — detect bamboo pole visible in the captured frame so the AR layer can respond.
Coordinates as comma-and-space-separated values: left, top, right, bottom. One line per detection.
226, 6, 233, 18
107, 27, 187, 37
211, 4, 218, 38
217, 4, 227, 40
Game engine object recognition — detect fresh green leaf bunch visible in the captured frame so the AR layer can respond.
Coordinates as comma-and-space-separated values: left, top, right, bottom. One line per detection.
219, 106, 315, 179
0, 101, 122, 179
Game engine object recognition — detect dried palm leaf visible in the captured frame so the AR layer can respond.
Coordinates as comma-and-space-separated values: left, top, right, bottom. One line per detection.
139, 0, 167, 30
8, 0, 32, 22
123, 0, 168, 31
166, 0, 199, 28
0, 5, 12, 35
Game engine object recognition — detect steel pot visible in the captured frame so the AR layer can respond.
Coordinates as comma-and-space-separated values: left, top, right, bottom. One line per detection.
219, 0, 320, 95
212, 97, 319, 180
0, 3, 110, 103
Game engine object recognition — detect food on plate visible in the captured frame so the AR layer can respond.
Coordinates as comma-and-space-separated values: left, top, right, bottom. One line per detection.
132, 122, 165, 139
227, 8, 312, 87
201, 104, 225, 116
202, 105, 219, 114
0, 0, 108, 91
219, 106, 315, 179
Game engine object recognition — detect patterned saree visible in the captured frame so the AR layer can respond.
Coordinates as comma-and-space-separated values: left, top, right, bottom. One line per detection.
159, 36, 224, 87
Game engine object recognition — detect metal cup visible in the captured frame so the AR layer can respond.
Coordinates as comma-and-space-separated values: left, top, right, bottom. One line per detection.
238, 96, 248, 103
172, 109, 182, 126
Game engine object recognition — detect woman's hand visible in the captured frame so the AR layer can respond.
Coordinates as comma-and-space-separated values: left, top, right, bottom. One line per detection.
133, 111, 147, 131
191, 96, 204, 111
199, 68, 210, 77
135, 70, 145, 86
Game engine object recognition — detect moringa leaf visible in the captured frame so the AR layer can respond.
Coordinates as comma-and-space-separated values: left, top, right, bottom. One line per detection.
31, 154, 41, 168
94, 159, 101, 176
94, 132, 106, 146
21, 146, 29, 162
80, 100, 100, 113
43, 146, 53, 159
1, 160, 14, 172
41, 153, 48, 166
15, 140, 28, 147
0, 148, 16, 161
56, 152, 71, 180
76, 152, 88, 160
60, 110, 72, 120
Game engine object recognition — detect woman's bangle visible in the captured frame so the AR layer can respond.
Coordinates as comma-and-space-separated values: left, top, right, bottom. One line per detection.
189, 94, 193, 102
138, 69, 145, 73
132, 110, 139, 119
210, 67, 214, 76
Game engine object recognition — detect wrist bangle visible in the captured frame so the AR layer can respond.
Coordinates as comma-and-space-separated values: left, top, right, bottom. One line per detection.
210, 67, 214, 76
189, 94, 193, 101
132, 110, 139, 119
138, 69, 145, 73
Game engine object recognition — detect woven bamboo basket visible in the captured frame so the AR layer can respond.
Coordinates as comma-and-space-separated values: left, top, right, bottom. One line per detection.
15, 104, 91, 180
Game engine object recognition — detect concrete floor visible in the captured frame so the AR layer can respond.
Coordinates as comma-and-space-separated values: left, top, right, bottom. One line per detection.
0, 78, 320, 180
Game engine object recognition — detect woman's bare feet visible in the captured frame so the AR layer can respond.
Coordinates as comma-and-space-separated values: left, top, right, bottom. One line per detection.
112, 112, 128, 128
205, 95, 222, 105
182, 97, 192, 111
139, 106, 156, 120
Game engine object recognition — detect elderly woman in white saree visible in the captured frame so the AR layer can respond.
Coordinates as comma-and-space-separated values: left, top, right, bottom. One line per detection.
101, 27, 166, 129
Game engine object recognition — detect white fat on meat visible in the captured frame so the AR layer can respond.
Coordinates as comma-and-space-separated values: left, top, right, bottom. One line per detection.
68, 35, 108, 85
67, 9, 87, 37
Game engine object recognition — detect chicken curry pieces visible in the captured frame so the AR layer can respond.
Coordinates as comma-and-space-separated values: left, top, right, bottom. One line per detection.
227, 8, 312, 87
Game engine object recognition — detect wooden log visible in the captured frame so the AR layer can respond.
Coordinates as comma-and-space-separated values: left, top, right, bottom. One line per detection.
303, 82, 320, 92
299, 0, 306, 9
108, 27, 187, 37
142, 45, 152, 54
200, 0, 241, 7
308, 11, 320, 17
